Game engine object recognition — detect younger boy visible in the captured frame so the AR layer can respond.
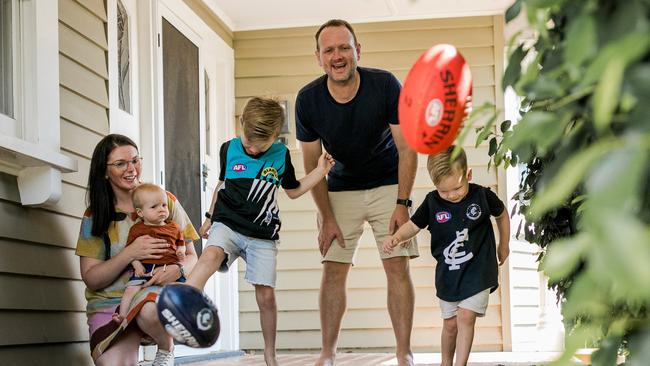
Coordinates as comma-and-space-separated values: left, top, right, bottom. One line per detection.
187, 97, 334, 366
113, 183, 186, 323
383, 146, 510, 366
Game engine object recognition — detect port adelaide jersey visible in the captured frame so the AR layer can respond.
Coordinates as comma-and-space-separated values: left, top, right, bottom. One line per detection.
410, 183, 505, 302
212, 138, 299, 240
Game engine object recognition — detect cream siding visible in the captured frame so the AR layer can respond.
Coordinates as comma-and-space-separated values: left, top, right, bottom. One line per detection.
233, 16, 507, 352
0, 0, 108, 363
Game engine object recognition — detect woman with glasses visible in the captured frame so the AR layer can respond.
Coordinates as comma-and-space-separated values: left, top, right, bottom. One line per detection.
75, 134, 199, 366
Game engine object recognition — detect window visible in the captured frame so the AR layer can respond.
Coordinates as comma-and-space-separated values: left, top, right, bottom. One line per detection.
108, 0, 139, 140
0, 0, 77, 206
117, 0, 131, 113
0, 0, 17, 134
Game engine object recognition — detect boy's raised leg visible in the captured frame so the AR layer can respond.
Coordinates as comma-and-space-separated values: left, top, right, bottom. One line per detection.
254, 284, 278, 366
454, 308, 478, 366
186, 246, 226, 290
441, 316, 458, 366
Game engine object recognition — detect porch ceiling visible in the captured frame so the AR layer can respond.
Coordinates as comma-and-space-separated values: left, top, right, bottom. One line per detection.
202, 0, 514, 31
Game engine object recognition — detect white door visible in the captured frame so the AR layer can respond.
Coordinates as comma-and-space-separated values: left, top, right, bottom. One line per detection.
155, 0, 238, 356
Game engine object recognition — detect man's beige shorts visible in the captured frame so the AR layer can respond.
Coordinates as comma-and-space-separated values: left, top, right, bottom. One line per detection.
323, 184, 419, 264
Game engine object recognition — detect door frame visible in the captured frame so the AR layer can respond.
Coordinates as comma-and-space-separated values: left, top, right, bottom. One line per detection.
149, 0, 239, 355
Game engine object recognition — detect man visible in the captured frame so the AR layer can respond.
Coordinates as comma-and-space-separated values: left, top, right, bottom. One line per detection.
295, 19, 419, 366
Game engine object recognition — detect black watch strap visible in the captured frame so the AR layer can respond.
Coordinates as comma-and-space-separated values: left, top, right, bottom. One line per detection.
204, 212, 212, 219
396, 198, 413, 207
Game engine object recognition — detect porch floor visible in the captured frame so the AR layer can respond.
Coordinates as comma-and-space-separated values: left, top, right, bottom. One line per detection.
178, 352, 563, 366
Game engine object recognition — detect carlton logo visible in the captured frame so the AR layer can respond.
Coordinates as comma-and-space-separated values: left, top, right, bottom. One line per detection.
232, 164, 247, 172
436, 211, 451, 223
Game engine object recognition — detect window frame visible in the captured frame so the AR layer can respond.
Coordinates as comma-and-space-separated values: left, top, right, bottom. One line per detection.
0, 0, 77, 206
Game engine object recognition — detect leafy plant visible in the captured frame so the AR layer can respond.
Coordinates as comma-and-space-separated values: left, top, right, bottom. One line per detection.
472, 0, 650, 364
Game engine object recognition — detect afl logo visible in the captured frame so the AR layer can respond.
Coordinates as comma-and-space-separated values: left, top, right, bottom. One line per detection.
466, 204, 481, 220
436, 211, 451, 223
196, 308, 214, 331
233, 164, 247, 172
425, 99, 443, 127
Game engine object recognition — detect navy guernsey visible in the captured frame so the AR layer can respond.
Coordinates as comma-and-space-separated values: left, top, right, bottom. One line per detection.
212, 138, 299, 240
295, 67, 401, 191
410, 184, 505, 302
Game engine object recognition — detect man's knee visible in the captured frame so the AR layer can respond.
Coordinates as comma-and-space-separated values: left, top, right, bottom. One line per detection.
383, 257, 411, 280
322, 261, 351, 283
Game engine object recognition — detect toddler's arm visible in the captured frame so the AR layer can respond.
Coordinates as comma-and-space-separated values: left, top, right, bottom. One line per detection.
132, 260, 146, 277
176, 245, 186, 261
495, 211, 510, 265
284, 152, 334, 199
382, 220, 421, 254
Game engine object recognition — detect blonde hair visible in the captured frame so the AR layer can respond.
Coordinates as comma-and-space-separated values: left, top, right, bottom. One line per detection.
427, 146, 468, 185
241, 97, 285, 142
132, 183, 165, 209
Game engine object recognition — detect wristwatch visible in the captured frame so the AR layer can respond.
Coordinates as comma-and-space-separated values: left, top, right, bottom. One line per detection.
396, 198, 413, 207
204, 212, 212, 221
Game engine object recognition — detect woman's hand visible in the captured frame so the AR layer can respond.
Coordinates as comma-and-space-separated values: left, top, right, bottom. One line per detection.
142, 264, 182, 287
124, 235, 169, 262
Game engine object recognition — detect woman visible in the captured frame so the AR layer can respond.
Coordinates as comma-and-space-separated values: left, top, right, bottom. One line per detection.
76, 134, 199, 366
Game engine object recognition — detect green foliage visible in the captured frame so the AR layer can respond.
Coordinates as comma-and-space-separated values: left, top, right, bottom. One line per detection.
472, 0, 650, 363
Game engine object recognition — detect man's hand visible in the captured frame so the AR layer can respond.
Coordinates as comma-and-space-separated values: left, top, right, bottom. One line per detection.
498, 245, 510, 266
317, 213, 345, 256
389, 204, 410, 235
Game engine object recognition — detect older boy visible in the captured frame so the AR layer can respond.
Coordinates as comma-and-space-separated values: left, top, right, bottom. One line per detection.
187, 97, 334, 366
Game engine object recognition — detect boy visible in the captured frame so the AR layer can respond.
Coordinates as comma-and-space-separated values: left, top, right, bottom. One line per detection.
383, 146, 510, 366
187, 97, 334, 366
113, 183, 186, 323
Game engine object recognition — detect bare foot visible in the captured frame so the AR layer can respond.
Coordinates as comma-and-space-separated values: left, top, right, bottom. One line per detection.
264, 352, 278, 366
397, 352, 415, 366
314, 355, 334, 366
112, 313, 124, 323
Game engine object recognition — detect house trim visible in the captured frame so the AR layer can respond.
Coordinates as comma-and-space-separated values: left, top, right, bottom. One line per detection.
0, 0, 77, 206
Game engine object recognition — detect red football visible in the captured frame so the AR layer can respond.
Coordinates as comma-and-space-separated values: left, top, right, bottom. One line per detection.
398, 44, 472, 154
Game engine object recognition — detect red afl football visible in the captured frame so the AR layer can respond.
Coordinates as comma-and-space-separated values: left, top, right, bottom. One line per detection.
398, 44, 472, 154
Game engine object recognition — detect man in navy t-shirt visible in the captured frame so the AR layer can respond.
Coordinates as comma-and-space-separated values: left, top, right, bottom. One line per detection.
296, 19, 419, 366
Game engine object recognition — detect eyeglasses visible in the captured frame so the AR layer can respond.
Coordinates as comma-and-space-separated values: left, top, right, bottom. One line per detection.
107, 157, 143, 170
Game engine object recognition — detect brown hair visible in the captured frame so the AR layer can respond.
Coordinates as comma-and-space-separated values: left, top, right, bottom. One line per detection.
132, 183, 165, 209
315, 19, 358, 51
241, 97, 285, 142
427, 146, 468, 185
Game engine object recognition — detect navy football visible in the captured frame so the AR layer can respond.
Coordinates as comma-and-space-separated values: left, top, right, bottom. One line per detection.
156, 283, 220, 348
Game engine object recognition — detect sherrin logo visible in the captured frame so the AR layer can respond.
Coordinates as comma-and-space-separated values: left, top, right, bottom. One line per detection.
233, 164, 246, 172
436, 211, 451, 223
161, 308, 200, 348
425, 99, 443, 127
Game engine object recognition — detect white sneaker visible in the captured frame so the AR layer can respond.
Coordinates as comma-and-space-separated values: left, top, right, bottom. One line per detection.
152, 349, 174, 366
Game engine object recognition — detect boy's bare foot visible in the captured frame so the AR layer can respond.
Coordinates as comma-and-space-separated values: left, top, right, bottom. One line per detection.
397, 352, 415, 366
112, 313, 124, 323
264, 351, 278, 366
314, 355, 334, 366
